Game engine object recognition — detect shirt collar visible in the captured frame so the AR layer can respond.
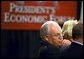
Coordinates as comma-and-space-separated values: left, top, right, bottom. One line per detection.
73, 41, 83, 46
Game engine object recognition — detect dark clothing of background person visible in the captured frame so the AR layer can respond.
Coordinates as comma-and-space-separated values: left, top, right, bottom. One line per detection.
38, 41, 63, 58
60, 42, 83, 58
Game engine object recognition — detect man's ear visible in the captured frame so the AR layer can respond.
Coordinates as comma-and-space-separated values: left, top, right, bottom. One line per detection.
43, 36, 49, 41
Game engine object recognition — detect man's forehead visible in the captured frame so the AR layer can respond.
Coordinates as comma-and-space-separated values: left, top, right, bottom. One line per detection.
49, 25, 62, 34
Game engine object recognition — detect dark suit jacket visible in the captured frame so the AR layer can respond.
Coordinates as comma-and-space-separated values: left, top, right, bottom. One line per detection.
38, 41, 63, 58
60, 42, 83, 58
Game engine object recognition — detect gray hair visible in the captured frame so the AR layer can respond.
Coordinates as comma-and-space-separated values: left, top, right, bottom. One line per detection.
40, 21, 61, 38
40, 24, 49, 37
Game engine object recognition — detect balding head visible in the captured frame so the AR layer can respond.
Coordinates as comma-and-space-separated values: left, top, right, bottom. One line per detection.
40, 21, 62, 37
40, 21, 63, 47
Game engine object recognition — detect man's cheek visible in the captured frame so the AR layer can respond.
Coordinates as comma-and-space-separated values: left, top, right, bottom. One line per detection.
52, 37, 58, 40
54, 39, 62, 45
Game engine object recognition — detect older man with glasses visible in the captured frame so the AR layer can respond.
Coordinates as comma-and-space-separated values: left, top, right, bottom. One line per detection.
38, 21, 71, 58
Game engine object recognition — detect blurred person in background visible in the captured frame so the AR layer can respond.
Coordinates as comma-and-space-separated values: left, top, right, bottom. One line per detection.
60, 20, 83, 58
62, 19, 78, 42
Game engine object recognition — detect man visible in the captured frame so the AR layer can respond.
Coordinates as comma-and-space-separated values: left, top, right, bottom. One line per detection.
60, 21, 83, 58
38, 21, 71, 58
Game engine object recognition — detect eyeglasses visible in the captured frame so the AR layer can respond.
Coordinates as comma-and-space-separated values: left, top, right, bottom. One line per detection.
45, 33, 63, 39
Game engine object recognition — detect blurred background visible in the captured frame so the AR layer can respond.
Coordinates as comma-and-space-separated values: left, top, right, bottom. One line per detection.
1, 1, 83, 58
